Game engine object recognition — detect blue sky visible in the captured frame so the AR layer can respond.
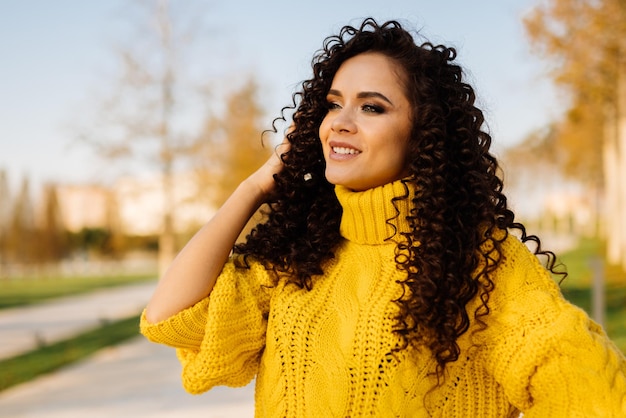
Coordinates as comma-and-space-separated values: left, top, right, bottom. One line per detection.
0, 0, 562, 190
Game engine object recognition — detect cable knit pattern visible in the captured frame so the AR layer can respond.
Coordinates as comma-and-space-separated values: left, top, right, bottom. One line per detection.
141, 261, 273, 390
140, 180, 626, 417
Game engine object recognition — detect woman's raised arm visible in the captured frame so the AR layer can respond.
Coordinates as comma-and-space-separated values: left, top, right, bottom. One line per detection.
144, 141, 289, 323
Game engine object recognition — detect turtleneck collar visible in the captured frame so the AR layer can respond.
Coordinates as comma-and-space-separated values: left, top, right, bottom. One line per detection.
335, 180, 414, 245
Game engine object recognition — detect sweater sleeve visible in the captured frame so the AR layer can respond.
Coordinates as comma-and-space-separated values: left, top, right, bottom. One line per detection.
483, 236, 626, 417
140, 258, 274, 394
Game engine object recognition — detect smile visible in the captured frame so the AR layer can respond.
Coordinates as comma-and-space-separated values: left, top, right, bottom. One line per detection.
332, 147, 361, 155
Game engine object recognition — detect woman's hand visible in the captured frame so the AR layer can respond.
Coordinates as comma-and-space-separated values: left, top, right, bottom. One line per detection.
245, 136, 291, 197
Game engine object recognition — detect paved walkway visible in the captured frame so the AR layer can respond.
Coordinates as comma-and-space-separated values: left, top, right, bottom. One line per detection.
0, 337, 255, 417
0, 281, 157, 360
0, 281, 255, 417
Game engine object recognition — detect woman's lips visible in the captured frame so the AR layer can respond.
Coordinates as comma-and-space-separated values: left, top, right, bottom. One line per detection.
329, 141, 361, 161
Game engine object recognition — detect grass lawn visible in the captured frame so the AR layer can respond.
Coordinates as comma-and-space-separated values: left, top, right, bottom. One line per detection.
0, 314, 140, 392
557, 239, 626, 354
0, 273, 153, 392
0, 274, 156, 310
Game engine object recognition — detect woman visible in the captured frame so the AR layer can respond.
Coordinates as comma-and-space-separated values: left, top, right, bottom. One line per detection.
141, 18, 626, 416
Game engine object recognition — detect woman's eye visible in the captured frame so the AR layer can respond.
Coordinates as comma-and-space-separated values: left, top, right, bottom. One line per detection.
327, 101, 341, 110
362, 104, 384, 113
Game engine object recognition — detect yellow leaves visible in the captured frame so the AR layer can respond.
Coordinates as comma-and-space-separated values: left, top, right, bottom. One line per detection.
557, 98, 604, 179
524, 0, 623, 98
522, 0, 626, 184
193, 78, 272, 207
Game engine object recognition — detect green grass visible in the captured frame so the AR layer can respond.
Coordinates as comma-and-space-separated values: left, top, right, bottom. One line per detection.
0, 274, 156, 310
556, 239, 626, 354
0, 314, 141, 392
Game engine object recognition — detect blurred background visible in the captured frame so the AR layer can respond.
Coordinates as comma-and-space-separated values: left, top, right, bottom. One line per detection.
0, 0, 624, 415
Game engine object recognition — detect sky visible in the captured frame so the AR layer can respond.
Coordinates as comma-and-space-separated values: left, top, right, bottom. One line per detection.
0, 0, 563, 192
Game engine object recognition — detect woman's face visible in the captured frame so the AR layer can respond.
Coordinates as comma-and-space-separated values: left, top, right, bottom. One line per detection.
319, 52, 413, 191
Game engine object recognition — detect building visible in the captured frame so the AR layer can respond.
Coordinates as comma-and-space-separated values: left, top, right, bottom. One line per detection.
57, 172, 216, 237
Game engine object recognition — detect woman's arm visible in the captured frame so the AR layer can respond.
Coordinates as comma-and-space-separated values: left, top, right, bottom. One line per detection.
144, 141, 288, 323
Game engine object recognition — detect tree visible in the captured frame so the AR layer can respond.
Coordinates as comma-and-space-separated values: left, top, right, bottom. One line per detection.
524, 0, 623, 181
524, 0, 626, 269
191, 79, 273, 242
38, 183, 68, 262
80, 0, 211, 275
7, 176, 36, 265
0, 169, 10, 276
195, 79, 272, 206
104, 190, 125, 257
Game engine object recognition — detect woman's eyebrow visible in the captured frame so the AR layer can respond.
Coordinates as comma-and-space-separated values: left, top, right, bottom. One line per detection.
327, 89, 393, 105
357, 91, 393, 105
327, 89, 343, 98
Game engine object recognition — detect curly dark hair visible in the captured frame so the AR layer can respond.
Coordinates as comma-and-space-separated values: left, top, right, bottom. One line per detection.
234, 18, 564, 376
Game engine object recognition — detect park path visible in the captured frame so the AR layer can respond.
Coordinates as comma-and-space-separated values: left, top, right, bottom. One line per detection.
0, 281, 157, 360
0, 281, 255, 417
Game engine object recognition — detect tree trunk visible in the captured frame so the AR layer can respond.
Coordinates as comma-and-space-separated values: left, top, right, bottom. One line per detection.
156, 0, 177, 278
618, 61, 626, 271
158, 172, 176, 278
603, 103, 620, 265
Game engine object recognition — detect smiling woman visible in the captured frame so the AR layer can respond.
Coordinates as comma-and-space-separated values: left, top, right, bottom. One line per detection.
319, 52, 413, 191
140, 18, 626, 417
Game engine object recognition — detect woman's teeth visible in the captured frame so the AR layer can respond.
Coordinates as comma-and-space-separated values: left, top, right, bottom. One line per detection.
333, 147, 361, 155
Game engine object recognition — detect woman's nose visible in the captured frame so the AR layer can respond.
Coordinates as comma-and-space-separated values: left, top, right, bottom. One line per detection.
331, 108, 357, 133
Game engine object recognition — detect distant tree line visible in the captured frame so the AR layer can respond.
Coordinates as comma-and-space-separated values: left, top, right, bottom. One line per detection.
0, 172, 123, 269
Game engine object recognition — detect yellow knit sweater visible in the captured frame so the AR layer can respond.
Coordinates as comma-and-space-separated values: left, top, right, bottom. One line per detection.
141, 181, 626, 417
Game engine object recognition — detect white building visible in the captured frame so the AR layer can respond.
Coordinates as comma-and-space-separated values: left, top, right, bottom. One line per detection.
115, 172, 215, 236
57, 172, 215, 236
57, 184, 111, 233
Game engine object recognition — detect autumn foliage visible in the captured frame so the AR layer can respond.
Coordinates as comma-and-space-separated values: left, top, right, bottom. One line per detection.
522, 0, 625, 182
